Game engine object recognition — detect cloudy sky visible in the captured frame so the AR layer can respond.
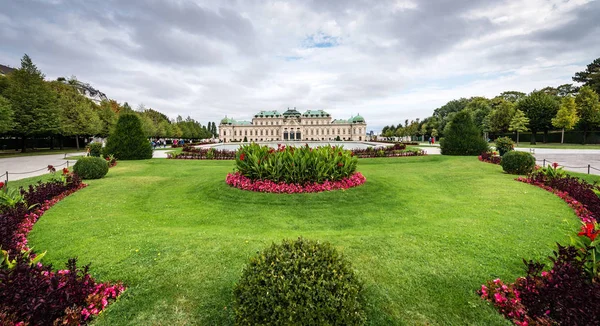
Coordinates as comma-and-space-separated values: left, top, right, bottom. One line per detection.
1, 0, 599, 131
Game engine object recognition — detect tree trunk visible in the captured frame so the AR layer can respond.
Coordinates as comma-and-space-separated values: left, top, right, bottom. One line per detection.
50, 136, 55, 150
530, 131, 537, 145
543, 130, 548, 143
516, 131, 520, 146
561, 128, 565, 144
75, 135, 80, 150
59, 135, 64, 150
583, 129, 588, 144
20, 136, 27, 153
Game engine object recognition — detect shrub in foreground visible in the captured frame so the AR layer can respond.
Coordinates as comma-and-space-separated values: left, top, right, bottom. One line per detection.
103, 113, 152, 160
73, 157, 109, 179
494, 137, 514, 156
440, 111, 489, 155
234, 238, 366, 325
500, 151, 535, 175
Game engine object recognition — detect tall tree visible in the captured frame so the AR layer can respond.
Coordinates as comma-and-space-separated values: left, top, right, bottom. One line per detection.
5, 54, 60, 152
557, 84, 578, 97
575, 86, 600, 144
498, 91, 526, 103
465, 97, 492, 132
97, 100, 118, 137
551, 97, 579, 144
509, 109, 529, 146
573, 57, 600, 95
488, 100, 515, 134
0, 95, 14, 133
49, 81, 101, 149
516, 91, 559, 144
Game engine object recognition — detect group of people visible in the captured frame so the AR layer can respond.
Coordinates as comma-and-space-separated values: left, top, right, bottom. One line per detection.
151, 139, 168, 149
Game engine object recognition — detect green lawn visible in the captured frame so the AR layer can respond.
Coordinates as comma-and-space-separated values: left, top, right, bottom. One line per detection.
28, 156, 580, 325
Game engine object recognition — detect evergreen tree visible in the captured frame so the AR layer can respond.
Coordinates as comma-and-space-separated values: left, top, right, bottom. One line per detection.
104, 113, 153, 160
551, 97, 579, 143
575, 86, 600, 144
5, 54, 60, 152
440, 111, 489, 155
573, 58, 600, 95
509, 109, 529, 146
0, 95, 14, 133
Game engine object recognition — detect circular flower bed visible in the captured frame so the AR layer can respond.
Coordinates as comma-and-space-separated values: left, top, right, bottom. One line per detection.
226, 171, 366, 193
226, 143, 366, 193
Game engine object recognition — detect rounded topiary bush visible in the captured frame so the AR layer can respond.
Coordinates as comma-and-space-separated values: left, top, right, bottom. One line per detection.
73, 157, 109, 179
103, 113, 152, 160
501, 151, 535, 175
440, 111, 489, 155
234, 238, 366, 325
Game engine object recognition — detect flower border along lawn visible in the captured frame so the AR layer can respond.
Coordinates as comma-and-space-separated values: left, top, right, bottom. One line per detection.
28, 156, 579, 325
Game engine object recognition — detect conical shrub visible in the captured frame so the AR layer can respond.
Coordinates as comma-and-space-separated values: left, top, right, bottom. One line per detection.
104, 113, 152, 160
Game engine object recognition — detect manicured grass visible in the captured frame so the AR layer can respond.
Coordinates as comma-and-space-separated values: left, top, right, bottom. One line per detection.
29, 156, 579, 325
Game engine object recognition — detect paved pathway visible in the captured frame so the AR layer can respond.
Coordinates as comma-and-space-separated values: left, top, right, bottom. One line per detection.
515, 148, 600, 175
0, 154, 80, 182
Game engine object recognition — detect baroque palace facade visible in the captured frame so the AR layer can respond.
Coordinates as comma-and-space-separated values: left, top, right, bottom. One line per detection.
219, 108, 367, 143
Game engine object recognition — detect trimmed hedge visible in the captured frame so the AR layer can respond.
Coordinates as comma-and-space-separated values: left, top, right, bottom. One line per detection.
501, 151, 535, 175
73, 157, 109, 179
234, 238, 366, 325
104, 113, 152, 160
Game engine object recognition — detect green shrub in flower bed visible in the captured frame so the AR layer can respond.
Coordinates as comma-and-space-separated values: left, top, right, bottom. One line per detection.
352, 144, 425, 158
494, 137, 514, 156
500, 151, 535, 175
235, 143, 358, 184
234, 237, 366, 325
73, 157, 109, 179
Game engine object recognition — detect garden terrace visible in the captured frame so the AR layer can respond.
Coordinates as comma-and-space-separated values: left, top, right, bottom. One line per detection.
26, 156, 582, 325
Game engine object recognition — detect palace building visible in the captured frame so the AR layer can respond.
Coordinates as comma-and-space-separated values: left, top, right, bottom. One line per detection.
219, 108, 367, 143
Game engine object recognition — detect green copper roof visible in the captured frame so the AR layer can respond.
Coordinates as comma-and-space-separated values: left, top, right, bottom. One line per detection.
283, 108, 301, 116
350, 114, 365, 123
233, 120, 252, 125
303, 110, 330, 117
220, 116, 233, 124
255, 110, 281, 117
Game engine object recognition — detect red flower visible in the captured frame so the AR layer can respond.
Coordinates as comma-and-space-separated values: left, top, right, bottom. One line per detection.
0, 181, 4, 188
47, 165, 55, 172
350, 152, 355, 157
552, 162, 559, 169
337, 162, 343, 167
240, 153, 246, 161
62, 168, 69, 175
578, 222, 599, 241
